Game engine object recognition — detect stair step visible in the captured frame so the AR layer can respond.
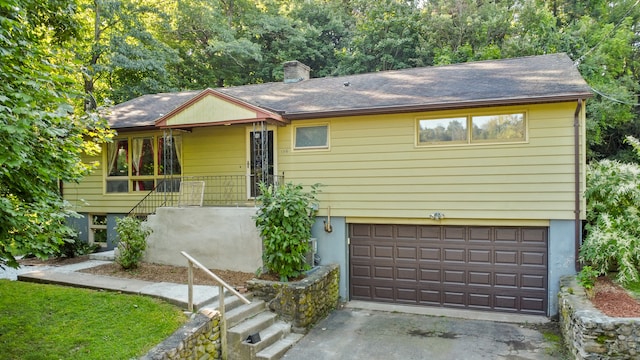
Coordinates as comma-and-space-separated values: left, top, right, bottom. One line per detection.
242, 321, 290, 356
227, 311, 277, 344
226, 300, 266, 328
256, 333, 304, 360
200, 293, 253, 312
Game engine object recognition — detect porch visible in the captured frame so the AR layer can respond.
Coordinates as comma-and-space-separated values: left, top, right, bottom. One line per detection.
128, 174, 284, 218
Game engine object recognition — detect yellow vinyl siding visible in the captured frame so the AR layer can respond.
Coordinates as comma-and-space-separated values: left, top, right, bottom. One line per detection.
278, 102, 585, 221
182, 126, 246, 176
165, 95, 256, 127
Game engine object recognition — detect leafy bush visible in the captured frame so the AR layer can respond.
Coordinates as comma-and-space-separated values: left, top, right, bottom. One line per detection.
55, 239, 101, 258
254, 182, 320, 282
580, 158, 640, 285
577, 265, 600, 290
115, 217, 151, 270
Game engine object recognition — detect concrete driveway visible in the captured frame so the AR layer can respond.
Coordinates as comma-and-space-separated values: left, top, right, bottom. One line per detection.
283, 303, 566, 360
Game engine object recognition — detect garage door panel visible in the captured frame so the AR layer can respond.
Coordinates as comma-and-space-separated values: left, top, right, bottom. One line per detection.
495, 273, 518, 287
374, 286, 394, 300
373, 245, 394, 259
468, 271, 491, 286
397, 266, 417, 280
419, 268, 441, 282
521, 251, 546, 266
374, 266, 393, 279
396, 246, 417, 260
350, 224, 548, 315
373, 225, 393, 238
443, 227, 466, 241
397, 225, 418, 239
351, 224, 371, 237
420, 289, 442, 304
443, 270, 465, 284
495, 228, 519, 242
468, 249, 491, 263
419, 226, 441, 240
351, 264, 372, 278
495, 250, 518, 264
443, 248, 465, 262
469, 227, 491, 241
521, 274, 546, 289
420, 247, 441, 261
352, 244, 372, 258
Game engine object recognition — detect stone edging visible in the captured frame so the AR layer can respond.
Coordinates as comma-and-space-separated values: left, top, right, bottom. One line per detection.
247, 264, 340, 330
140, 308, 221, 360
558, 276, 640, 359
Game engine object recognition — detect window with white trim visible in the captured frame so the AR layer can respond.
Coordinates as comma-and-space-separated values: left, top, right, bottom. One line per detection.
418, 112, 526, 146
294, 124, 329, 149
106, 135, 182, 193
89, 214, 107, 249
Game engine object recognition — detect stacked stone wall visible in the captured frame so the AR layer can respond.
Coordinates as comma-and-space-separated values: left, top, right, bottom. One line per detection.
247, 264, 340, 329
141, 309, 221, 360
558, 276, 640, 359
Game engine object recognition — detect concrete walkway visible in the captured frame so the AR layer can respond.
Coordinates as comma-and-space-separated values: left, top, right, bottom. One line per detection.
3, 256, 219, 310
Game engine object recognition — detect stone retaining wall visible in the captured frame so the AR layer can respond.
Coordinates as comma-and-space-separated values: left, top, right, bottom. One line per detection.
247, 264, 340, 330
141, 308, 221, 360
558, 276, 640, 359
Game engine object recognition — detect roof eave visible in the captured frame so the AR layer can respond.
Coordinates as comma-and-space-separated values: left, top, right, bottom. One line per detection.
282, 93, 594, 120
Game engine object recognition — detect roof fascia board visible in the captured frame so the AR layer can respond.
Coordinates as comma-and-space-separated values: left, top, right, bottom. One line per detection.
282, 94, 594, 120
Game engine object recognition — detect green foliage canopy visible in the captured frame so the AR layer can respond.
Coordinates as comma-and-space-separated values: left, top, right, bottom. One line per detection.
0, 0, 111, 268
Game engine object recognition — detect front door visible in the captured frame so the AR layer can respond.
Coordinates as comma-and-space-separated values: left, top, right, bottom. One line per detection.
247, 127, 276, 198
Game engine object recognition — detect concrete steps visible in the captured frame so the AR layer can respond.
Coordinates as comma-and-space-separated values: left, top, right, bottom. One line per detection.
225, 299, 304, 360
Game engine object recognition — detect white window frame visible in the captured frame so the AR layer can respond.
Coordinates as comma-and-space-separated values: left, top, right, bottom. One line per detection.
416, 111, 527, 147
292, 123, 330, 150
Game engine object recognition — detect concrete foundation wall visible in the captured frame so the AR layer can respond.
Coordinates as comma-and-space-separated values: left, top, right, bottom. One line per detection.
144, 207, 263, 273
548, 220, 578, 316
311, 216, 348, 300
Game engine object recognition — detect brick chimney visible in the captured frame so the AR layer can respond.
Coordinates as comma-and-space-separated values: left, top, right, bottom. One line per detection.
283, 61, 310, 83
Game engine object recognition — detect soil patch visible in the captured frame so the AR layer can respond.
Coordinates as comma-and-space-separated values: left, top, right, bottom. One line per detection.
79, 262, 254, 288
591, 276, 640, 318
18, 256, 254, 289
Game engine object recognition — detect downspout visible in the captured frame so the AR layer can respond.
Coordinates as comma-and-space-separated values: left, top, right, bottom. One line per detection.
574, 99, 583, 272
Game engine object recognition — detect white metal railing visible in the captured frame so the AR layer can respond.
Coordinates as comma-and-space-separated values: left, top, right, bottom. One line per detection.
181, 251, 251, 360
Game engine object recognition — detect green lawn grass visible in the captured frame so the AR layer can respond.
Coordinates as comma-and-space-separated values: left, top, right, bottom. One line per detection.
0, 280, 187, 360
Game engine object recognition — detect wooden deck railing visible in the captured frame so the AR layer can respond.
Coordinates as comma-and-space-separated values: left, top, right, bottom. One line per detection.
181, 251, 251, 360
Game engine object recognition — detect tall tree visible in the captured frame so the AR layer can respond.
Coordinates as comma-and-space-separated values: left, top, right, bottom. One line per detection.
76, 0, 178, 109
0, 0, 111, 267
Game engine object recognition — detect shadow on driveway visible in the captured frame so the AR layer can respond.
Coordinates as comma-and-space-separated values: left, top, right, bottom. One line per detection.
283, 307, 567, 360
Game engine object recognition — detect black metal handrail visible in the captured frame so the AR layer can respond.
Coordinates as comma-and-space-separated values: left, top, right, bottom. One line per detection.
127, 174, 284, 218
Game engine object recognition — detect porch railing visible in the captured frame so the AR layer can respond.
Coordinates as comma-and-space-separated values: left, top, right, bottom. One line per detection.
128, 174, 284, 218
181, 251, 251, 360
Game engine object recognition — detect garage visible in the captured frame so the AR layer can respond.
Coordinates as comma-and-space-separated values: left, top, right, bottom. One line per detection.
349, 224, 548, 315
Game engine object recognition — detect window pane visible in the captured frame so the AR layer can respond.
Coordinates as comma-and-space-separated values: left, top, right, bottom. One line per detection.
132, 138, 154, 176
418, 118, 467, 144
106, 180, 128, 193
471, 113, 525, 142
158, 136, 182, 175
91, 215, 107, 226
295, 126, 328, 148
108, 139, 129, 176
133, 180, 154, 192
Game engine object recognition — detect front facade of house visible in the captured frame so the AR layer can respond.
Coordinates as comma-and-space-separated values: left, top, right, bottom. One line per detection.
64, 54, 592, 316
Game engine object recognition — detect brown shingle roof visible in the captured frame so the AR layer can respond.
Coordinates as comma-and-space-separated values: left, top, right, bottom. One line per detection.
106, 53, 592, 128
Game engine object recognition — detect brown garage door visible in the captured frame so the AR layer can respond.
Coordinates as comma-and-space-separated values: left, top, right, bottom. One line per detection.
350, 224, 548, 315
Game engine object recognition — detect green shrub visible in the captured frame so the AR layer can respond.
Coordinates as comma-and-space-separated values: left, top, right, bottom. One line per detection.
115, 217, 151, 270
254, 182, 320, 282
580, 158, 640, 285
55, 239, 101, 258
577, 265, 600, 290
